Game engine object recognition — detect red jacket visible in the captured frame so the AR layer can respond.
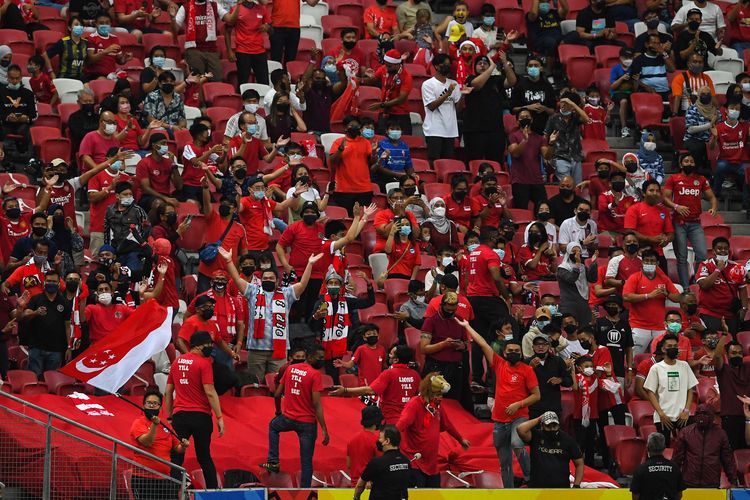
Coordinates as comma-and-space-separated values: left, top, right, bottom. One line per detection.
672, 423, 736, 487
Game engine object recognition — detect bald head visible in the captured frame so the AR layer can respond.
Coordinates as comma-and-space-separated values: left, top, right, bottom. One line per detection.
558, 176, 574, 191
99, 111, 117, 136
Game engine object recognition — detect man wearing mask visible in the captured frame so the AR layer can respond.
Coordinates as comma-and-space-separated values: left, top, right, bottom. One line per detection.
144, 72, 187, 130
261, 344, 329, 488
644, 333, 698, 446
373, 187, 418, 252
470, 174, 508, 230
169, 0, 230, 81
595, 294, 634, 389
630, 34, 675, 99
87, 146, 134, 256
0, 196, 46, 268
673, 404, 737, 487
624, 180, 673, 271
444, 176, 472, 233
263, 69, 306, 113
565, 0, 624, 51
422, 54, 466, 163
713, 97, 749, 200
238, 176, 305, 251
177, 294, 239, 370
224, 0, 270, 86
327, 28, 367, 78
508, 109, 550, 212
634, 11, 672, 54
695, 237, 747, 335
136, 133, 181, 211
85, 13, 131, 80
0, 64, 35, 155
663, 152, 717, 288
69, 89, 100, 159
224, 89, 269, 144
424, 273, 474, 321
103, 181, 148, 276
461, 319, 539, 489
680, 290, 706, 349
545, 94, 589, 184
353, 425, 410, 500
671, 53, 715, 115
79, 111, 124, 174
362, 49, 413, 135
623, 250, 681, 354
604, 231, 642, 292
7, 213, 57, 273
511, 55, 556, 135
301, 61, 342, 135
18, 270, 70, 375
526, 336, 573, 420
713, 334, 750, 450
631, 433, 685, 500
672, 3, 725, 48
558, 199, 598, 258
165, 331, 225, 490
330, 115, 376, 215
597, 170, 634, 236
527, 0, 569, 74
227, 112, 286, 174
84, 281, 134, 343
188, 270, 246, 357
517, 411, 584, 488
547, 176, 587, 225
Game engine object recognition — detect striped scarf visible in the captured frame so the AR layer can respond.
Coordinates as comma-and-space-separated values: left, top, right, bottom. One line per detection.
254, 289, 287, 359
322, 293, 350, 360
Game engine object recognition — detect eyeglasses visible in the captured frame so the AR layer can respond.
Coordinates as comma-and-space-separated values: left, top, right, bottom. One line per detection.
144, 401, 161, 408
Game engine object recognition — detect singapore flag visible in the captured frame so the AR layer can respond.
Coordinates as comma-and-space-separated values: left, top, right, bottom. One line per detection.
60, 299, 172, 393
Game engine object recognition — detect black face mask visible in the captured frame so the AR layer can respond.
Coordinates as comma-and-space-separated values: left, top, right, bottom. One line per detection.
52, 215, 65, 227
290, 358, 305, 364
262, 280, 276, 292
342, 40, 357, 50
81, 103, 95, 115
529, 233, 544, 246
166, 213, 177, 226
65, 279, 80, 290
598, 170, 609, 179
375, 440, 384, 451
543, 430, 559, 440
625, 243, 639, 254
403, 186, 416, 196
682, 165, 694, 175
453, 190, 466, 201
611, 181, 626, 192
346, 126, 361, 138
302, 214, 318, 225
535, 351, 547, 359
577, 211, 590, 221
665, 347, 679, 360
242, 266, 256, 276
441, 308, 454, 318
605, 305, 620, 317
505, 352, 522, 364
212, 282, 226, 292
201, 345, 214, 357
438, 64, 451, 76
563, 324, 577, 334
625, 162, 638, 173
558, 187, 573, 198
143, 408, 160, 420
646, 18, 660, 29
312, 80, 327, 90
579, 340, 592, 350
161, 83, 174, 94
365, 335, 379, 346
537, 212, 551, 221
730, 356, 744, 367
484, 186, 497, 197
685, 303, 698, 315
32, 226, 47, 237
234, 168, 247, 180
688, 20, 701, 31
518, 118, 531, 128
218, 204, 231, 217
310, 359, 325, 369
277, 103, 290, 112
200, 307, 214, 320
4, 207, 20, 219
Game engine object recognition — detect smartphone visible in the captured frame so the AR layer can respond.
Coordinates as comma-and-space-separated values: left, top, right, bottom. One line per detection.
185, 214, 194, 225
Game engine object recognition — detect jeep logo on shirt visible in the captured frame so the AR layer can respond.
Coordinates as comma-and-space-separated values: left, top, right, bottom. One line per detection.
677, 187, 701, 196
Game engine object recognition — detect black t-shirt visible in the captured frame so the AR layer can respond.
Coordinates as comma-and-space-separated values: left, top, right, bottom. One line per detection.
27, 292, 71, 352
673, 30, 719, 70
547, 194, 587, 224
595, 316, 634, 377
631, 456, 685, 500
528, 427, 582, 487
360, 449, 410, 500
634, 32, 672, 55
69, 0, 105, 23
528, 10, 562, 38
511, 77, 556, 135
575, 6, 615, 34
464, 75, 504, 133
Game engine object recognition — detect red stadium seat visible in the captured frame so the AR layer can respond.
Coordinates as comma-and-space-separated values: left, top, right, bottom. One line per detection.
434, 159, 467, 183
594, 67, 612, 97
265, 373, 278, 393
286, 60, 309, 83
39, 137, 71, 164
88, 79, 115, 103
566, 55, 596, 90
735, 449, 750, 474
321, 15, 358, 38
603, 424, 637, 462
558, 44, 589, 65
614, 437, 646, 476
699, 212, 725, 225
339, 374, 359, 388
176, 215, 208, 252
203, 82, 237, 106
9, 40, 34, 56
631, 93, 668, 130
205, 106, 236, 126
359, 303, 389, 323
472, 471, 503, 488
384, 278, 410, 307
33, 30, 65, 56
213, 94, 243, 109
594, 45, 622, 67
31, 126, 62, 147
404, 326, 424, 369
669, 116, 688, 155
294, 37, 317, 62
142, 33, 175, 52
43, 370, 83, 395
240, 384, 270, 397
0, 29, 28, 45
7, 369, 42, 393
638, 424, 657, 440
423, 182, 451, 201
538, 281, 560, 297
330, 2, 364, 33
627, 399, 655, 428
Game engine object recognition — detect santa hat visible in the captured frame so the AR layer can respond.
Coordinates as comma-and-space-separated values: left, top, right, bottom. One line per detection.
383, 49, 402, 64
459, 40, 478, 53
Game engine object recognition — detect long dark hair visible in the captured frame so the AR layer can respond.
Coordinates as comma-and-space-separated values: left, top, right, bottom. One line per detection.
268, 92, 292, 128
527, 221, 549, 249
290, 164, 320, 193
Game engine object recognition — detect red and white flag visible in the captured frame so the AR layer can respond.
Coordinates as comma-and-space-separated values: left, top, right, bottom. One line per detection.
60, 299, 173, 393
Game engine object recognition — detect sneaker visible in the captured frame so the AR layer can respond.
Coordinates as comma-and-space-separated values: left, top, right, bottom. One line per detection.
621, 126, 631, 138
259, 462, 280, 474
722, 180, 735, 190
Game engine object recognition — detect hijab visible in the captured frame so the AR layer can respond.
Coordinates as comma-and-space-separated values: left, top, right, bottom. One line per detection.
637, 130, 659, 163
425, 197, 451, 234
695, 85, 717, 121
558, 241, 589, 299
0, 45, 12, 85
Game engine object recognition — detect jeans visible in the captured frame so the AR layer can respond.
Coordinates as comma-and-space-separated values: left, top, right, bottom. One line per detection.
631, 328, 664, 355
493, 418, 530, 488
273, 218, 288, 232
28, 348, 63, 376
268, 414, 317, 487
553, 158, 582, 184
171, 411, 218, 489
673, 221, 707, 288
714, 160, 749, 204
270, 27, 300, 65
732, 42, 750, 57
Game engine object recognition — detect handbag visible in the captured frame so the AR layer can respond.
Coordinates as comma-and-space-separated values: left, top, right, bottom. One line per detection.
199, 218, 235, 264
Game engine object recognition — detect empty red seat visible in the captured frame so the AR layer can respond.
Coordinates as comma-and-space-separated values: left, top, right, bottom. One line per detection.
615, 438, 646, 476
434, 159, 467, 183
43, 370, 82, 395
321, 15, 357, 38
603, 424, 637, 461
203, 82, 237, 106
594, 44, 622, 67
558, 43, 589, 65
7, 369, 42, 393
39, 137, 71, 164
566, 55, 596, 90
631, 92, 668, 130
628, 398, 655, 428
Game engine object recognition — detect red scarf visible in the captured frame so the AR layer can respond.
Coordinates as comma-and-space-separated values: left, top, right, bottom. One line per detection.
382, 65, 403, 102
254, 288, 287, 359
422, 397, 441, 428
203, 289, 237, 342
322, 293, 350, 360
577, 373, 598, 428
185, 0, 217, 49
454, 56, 474, 88
68, 284, 88, 348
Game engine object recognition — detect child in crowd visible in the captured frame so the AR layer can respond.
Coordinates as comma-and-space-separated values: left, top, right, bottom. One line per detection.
582, 86, 613, 141
609, 47, 637, 138
571, 355, 599, 467
28, 55, 59, 106
347, 407, 382, 486
412, 8, 439, 70
396, 279, 427, 329
334, 324, 385, 385
635, 130, 664, 184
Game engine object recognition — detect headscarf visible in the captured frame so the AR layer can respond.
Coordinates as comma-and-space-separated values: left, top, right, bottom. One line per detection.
695, 85, 717, 121
425, 197, 451, 234
558, 241, 589, 299
637, 130, 659, 163
0, 45, 12, 85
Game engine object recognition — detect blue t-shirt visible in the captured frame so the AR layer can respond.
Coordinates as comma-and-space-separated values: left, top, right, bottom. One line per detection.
377, 138, 413, 174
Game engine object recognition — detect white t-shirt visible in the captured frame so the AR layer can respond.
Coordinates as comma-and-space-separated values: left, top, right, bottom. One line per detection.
643, 359, 698, 422
422, 77, 462, 138
263, 88, 305, 113
605, 253, 641, 279
225, 111, 268, 141
444, 19, 474, 37
424, 267, 459, 291
558, 217, 598, 258
523, 221, 558, 246
671, 1, 725, 40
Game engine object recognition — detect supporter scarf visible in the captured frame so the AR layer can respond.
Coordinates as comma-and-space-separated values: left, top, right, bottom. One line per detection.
185, 0, 218, 49
322, 293, 350, 360
382, 65, 403, 102
253, 289, 287, 359
259, 198, 274, 236
69, 284, 83, 347
577, 373, 598, 428
204, 290, 237, 341
423, 397, 440, 428
454, 56, 474, 88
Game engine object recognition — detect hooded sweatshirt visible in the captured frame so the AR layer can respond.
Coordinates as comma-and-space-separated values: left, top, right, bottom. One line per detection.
635, 131, 664, 184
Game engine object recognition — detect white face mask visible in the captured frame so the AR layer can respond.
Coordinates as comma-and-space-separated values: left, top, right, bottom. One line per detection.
415, 295, 425, 303
644, 141, 657, 151
643, 263, 656, 274
98, 292, 112, 305
104, 123, 117, 135
433, 206, 446, 217
120, 196, 134, 206
582, 367, 594, 376
245, 103, 259, 113
442, 256, 454, 267
715, 254, 729, 263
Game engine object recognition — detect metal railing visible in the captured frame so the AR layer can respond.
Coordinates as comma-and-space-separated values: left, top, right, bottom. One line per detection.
0, 390, 188, 500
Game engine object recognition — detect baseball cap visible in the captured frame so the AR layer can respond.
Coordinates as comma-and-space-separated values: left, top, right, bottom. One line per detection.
50, 158, 68, 168
540, 411, 560, 425
448, 23, 466, 42
535, 306, 552, 320
194, 295, 216, 308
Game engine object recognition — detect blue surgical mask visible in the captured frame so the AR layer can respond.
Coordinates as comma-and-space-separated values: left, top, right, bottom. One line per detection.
72, 25, 85, 37
110, 160, 122, 171
6, 83, 20, 90
467, 243, 479, 252
547, 304, 558, 316
643, 263, 656, 274
728, 109, 741, 120
157, 144, 169, 156
483, 16, 495, 25
253, 190, 265, 200
400, 225, 412, 236
247, 123, 259, 135
537, 319, 550, 329
288, 154, 303, 162
362, 128, 375, 139
152, 56, 166, 68
97, 24, 111, 36
388, 130, 402, 141
495, 249, 505, 260
527, 66, 541, 78
324, 64, 337, 74
539, 2, 551, 13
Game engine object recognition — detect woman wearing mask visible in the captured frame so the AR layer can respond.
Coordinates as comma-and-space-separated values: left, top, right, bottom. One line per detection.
141, 46, 185, 95
43, 16, 88, 81
285, 165, 328, 222
519, 222, 557, 281
267, 92, 306, 143
523, 202, 558, 251
0, 45, 12, 85
557, 242, 598, 325
113, 94, 164, 156
635, 130, 664, 184
150, 203, 190, 253
422, 197, 459, 251
385, 215, 421, 280
684, 85, 721, 178
400, 175, 429, 223
47, 205, 83, 278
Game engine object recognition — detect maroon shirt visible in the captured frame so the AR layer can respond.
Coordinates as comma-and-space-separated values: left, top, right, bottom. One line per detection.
508, 130, 546, 185
421, 311, 468, 363
716, 361, 750, 416
673, 423, 736, 487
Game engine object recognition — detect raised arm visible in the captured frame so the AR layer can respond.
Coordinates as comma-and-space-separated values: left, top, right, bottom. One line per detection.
219, 247, 248, 294
455, 317, 494, 365
291, 253, 324, 298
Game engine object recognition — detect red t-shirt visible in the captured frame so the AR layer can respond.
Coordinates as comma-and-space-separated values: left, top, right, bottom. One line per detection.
470, 194, 505, 228
622, 270, 680, 330
85, 33, 120, 77
347, 429, 379, 484
130, 416, 180, 476
352, 344, 385, 385
364, 6, 397, 37
45, 180, 79, 228
396, 396, 461, 475
590, 345, 621, 410
369, 363, 420, 424
327, 47, 367, 76
239, 196, 277, 251
79, 130, 121, 173
572, 373, 600, 419
88, 170, 131, 233
387, 238, 420, 277
695, 259, 746, 318
166, 352, 214, 414
0, 213, 31, 262
373, 209, 417, 252
5, 262, 48, 297
228, 135, 266, 174
136, 154, 174, 196
114, 0, 153, 29
277, 220, 327, 278
424, 293, 474, 321
491, 353, 538, 423
374, 66, 412, 115
597, 191, 635, 232
444, 193, 472, 229
29, 73, 57, 104
582, 104, 607, 140
663, 173, 710, 224
716, 121, 749, 162
182, 143, 211, 187
518, 244, 554, 280
281, 361, 323, 423
608, 254, 642, 284
466, 244, 501, 297
636, 356, 655, 380
650, 332, 692, 362
331, 136, 372, 193
84, 303, 134, 342
588, 177, 609, 205
234, 2, 270, 54
188, 291, 245, 343
623, 201, 674, 255
197, 209, 248, 276
694, 347, 717, 377
271, 0, 300, 28
178, 314, 220, 345
115, 114, 143, 151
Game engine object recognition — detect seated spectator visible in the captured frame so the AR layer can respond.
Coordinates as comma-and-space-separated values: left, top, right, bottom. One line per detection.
671, 53, 715, 116
85, 13, 132, 80
557, 242, 598, 325
401, 175, 429, 224
511, 55, 556, 135
559, 199, 598, 258
410, 8, 439, 70
526, 0, 567, 75
396, 279, 427, 329
227, 111, 286, 173
422, 198, 459, 251
548, 176, 587, 225
597, 170, 634, 236
609, 47, 637, 138
364, 0, 400, 40
115, 0, 164, 41
713, 97, 749, 200
84, 280, 135, 342
0, 64, 36, 150
141, 46, 184, 96
472, 4, 501, 59
672, 1, 725, 45
180, 122, 224, 202
384, 215, 421, 280
144, 71, 187, 131
267, 92, 307, 143
0, 46, 12, 86
693, 329, 720, 378
27, 55, 59, 106
519, 222, 558, 281
684, 86, 720, 173
43, 16, 88, 81
284, 164, 327, 223
634, 11, 672, 55
396, 0, 432, 32
7, 212, 58, 274
224, 89, 269, 145
238, 176, 303, 252
673, 8, 723, 70
373, 120, 414, 189
136, 133, 180, 211
523, 203, 558, 249
630, 33, 674, 99
635, 130, 665, 184
470, 174, 507, 230
115, 94, 163, 155
564, 0, 624, 53
68, 89, 100, 161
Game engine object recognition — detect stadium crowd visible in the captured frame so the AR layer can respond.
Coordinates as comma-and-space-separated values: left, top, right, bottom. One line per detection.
3, 0, 750, 493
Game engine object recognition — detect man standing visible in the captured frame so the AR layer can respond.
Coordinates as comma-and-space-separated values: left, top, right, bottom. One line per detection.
544, 94, 590, 184
595, 294, 634, 389
353, 425, 410, 500
460, 319, 539, 489
103, 181, 149, 277
547, 176, 587, 225
631, 433, 685, 500
165, 331, 224, 490
516, 411, 584, 488
422, 54, 466, 163
268, 0, 319, 64
511, 55, 557, 135
644, 333, 698, 446
558, 199, 598, 258
713, 334, 750, 450
329, 116, 376, 215
508, 109, 550, 212
624, 180, 674, 271
695, 237, 747, 335
261, 344, 329, 488
526, 336, 573, 419
169, 0, 231, 81
662, 152, 717, 288
87, 148, 132, 256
